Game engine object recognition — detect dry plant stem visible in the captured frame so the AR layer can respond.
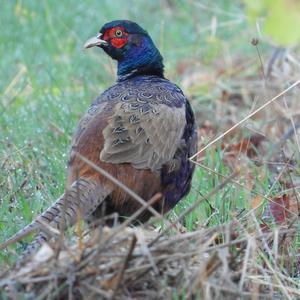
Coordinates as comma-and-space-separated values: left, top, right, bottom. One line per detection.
149, 170, 239, 246
190, 252, 221, 297
189, 80, 300, 161
238, 233, 253, 291
135, 228, 159, 274
110, 235, 137, 299
252, 210, 273, 258
258, 251, 294, 299
82, 282, 112, 299
283, 96, 300, 155
183, 233, 219, 296
253, 42, 267, 82
251, 213, 292, 300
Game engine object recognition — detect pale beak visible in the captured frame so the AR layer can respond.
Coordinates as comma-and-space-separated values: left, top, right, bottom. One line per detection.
84, 33, 108, 49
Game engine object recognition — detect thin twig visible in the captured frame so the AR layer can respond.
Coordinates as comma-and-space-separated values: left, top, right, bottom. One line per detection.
110, 235, 137, 299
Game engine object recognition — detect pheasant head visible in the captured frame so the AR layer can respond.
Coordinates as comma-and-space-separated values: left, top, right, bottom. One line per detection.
84, 20, 164, 79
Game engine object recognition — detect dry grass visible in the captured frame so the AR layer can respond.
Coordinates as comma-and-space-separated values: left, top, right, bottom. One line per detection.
0, 216, 299, 299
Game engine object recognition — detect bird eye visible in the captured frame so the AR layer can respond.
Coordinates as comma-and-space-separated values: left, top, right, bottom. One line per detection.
115, 29, 123, 37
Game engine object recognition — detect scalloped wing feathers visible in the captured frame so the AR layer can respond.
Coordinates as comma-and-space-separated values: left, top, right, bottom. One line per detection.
100, 102, 186, 170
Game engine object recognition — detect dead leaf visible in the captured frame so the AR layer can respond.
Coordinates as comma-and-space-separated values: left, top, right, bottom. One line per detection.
222, 134, 265, 159
269, 194, 290, 225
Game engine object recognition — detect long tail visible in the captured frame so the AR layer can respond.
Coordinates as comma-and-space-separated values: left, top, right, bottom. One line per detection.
0, 178, 111, 251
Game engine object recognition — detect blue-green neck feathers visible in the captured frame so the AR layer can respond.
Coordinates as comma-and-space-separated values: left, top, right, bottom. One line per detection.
118, 35, 164, 79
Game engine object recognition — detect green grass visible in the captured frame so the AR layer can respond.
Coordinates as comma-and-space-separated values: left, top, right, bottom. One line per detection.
0, 0, 288, 269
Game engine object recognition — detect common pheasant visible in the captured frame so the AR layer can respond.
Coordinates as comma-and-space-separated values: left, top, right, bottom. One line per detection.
0, 20, 197, 258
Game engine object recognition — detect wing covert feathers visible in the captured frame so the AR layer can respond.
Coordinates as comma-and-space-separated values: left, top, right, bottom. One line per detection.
101, 104, 186, 170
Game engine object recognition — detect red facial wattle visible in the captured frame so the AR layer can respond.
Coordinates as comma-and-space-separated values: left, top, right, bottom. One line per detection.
111, 38, 128, 48
103, 26, 129, 49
